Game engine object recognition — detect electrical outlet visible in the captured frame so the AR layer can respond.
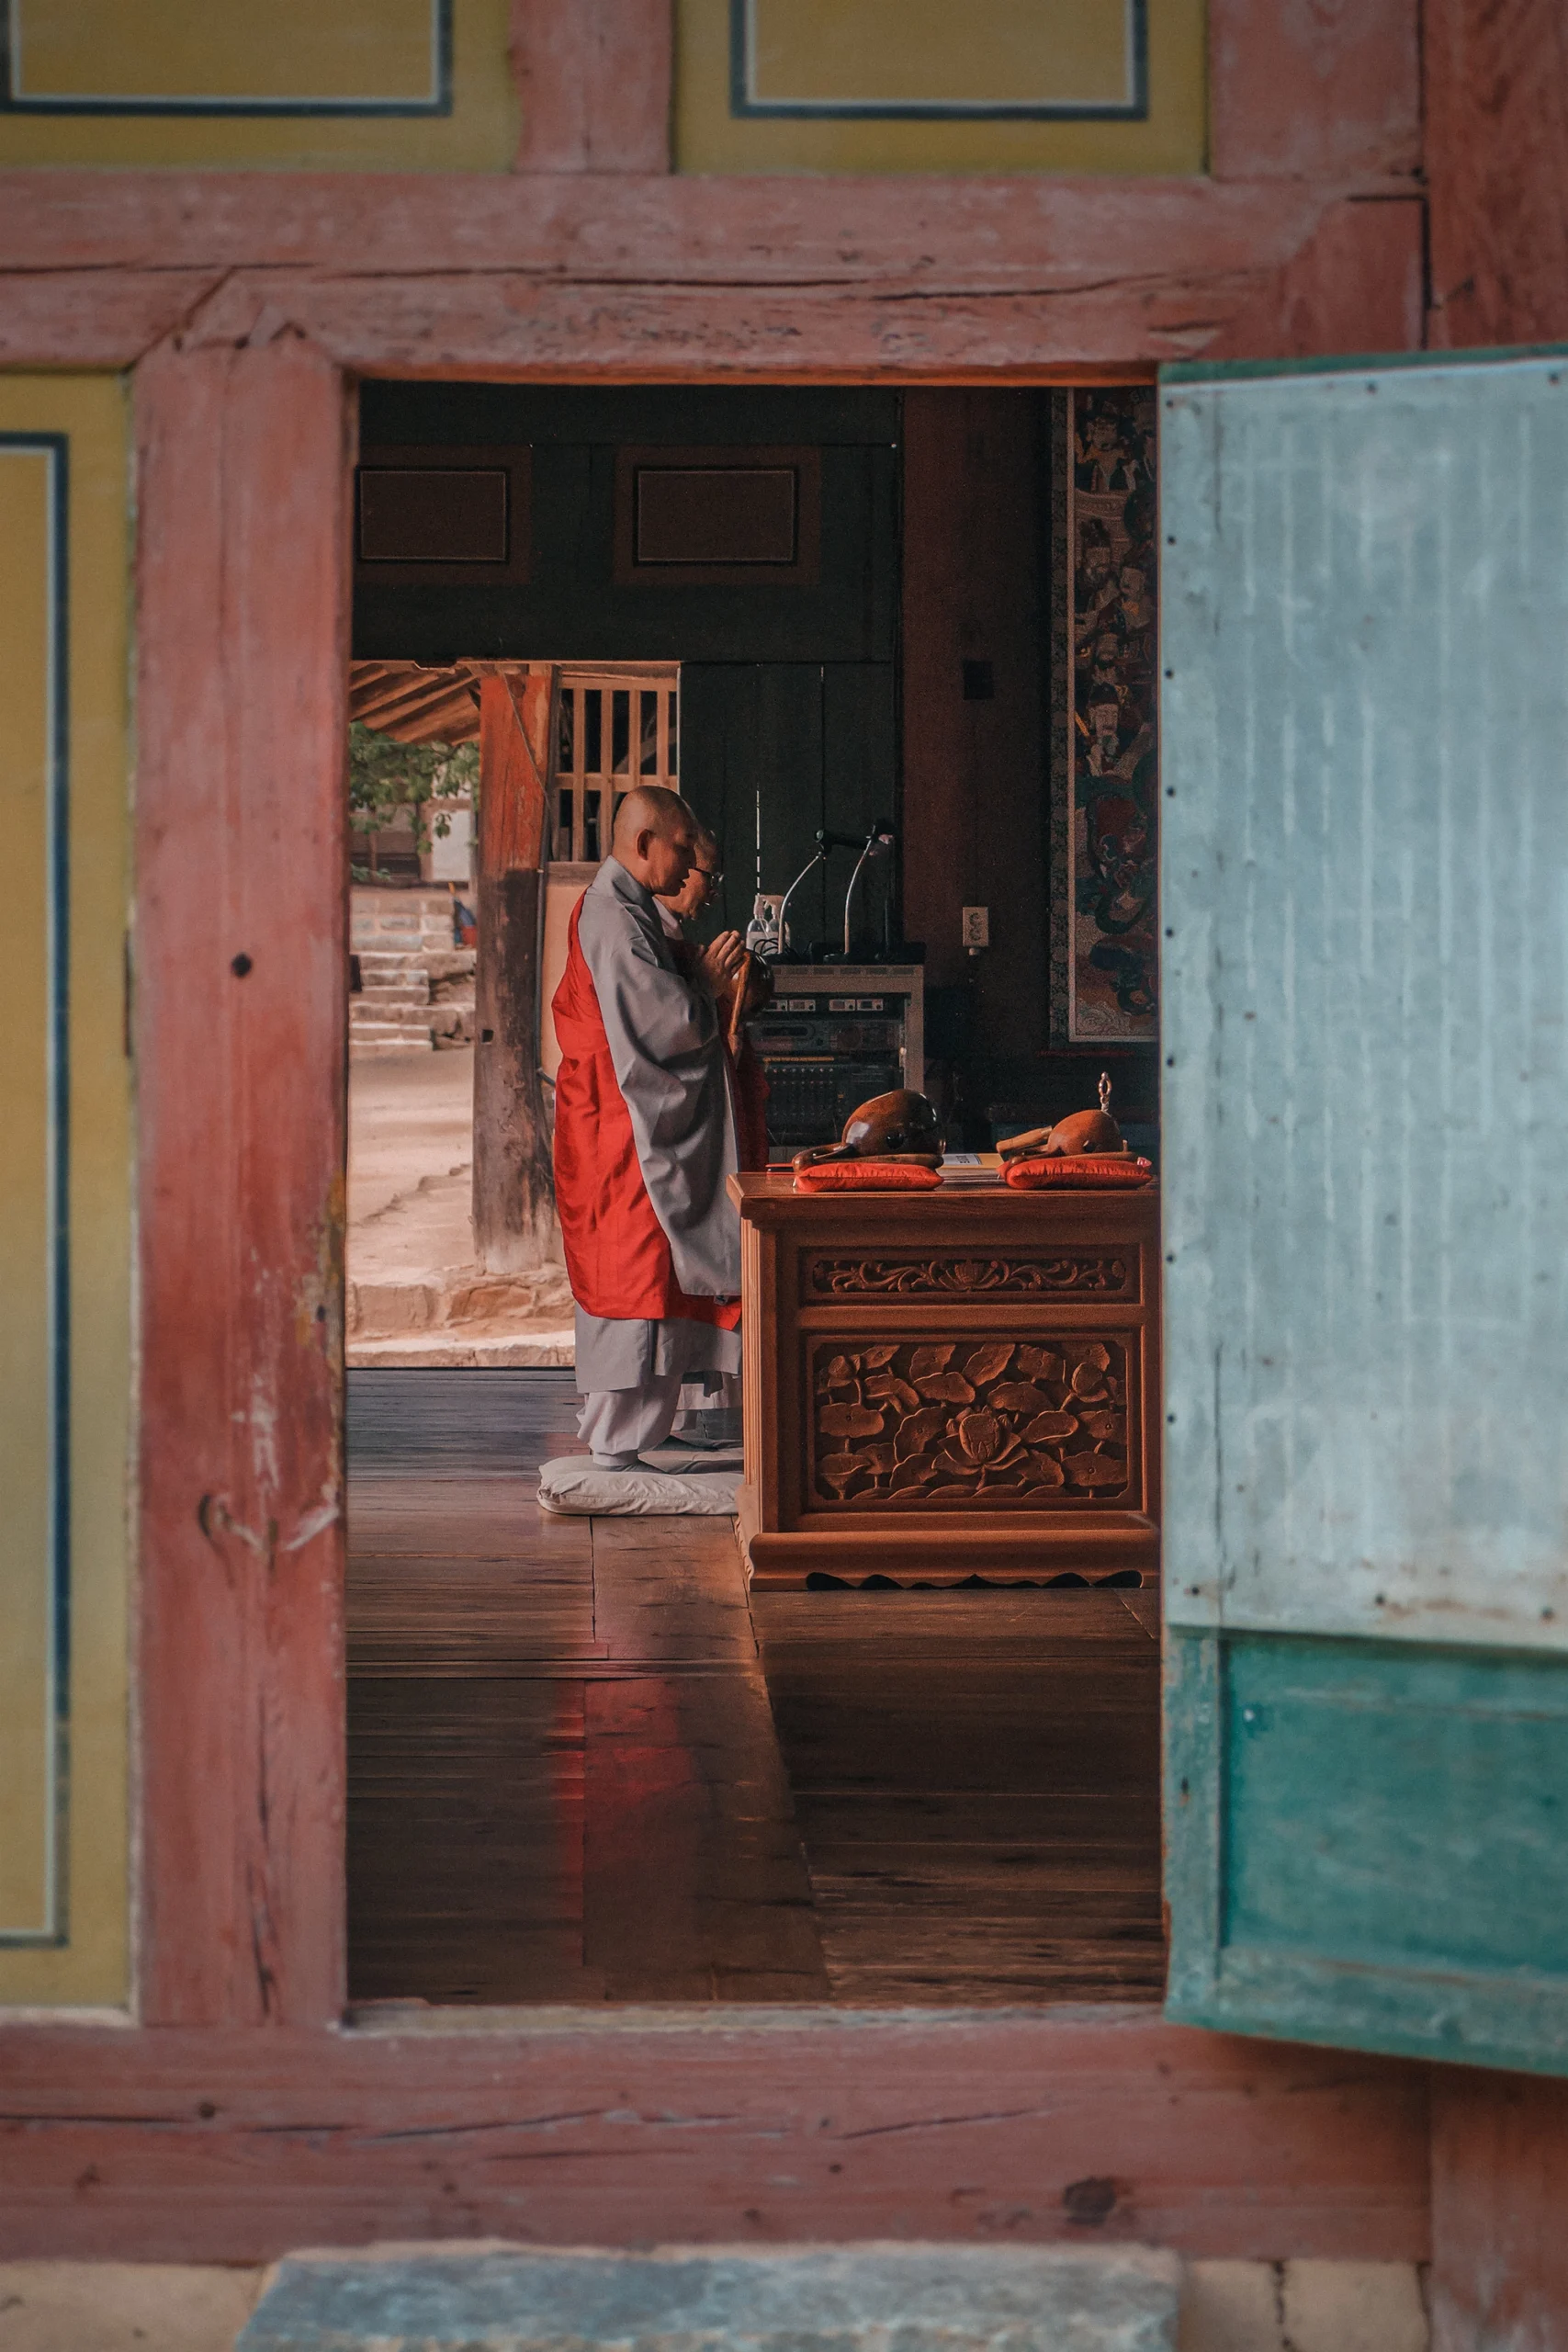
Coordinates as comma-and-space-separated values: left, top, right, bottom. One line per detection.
962, 905, 990, 950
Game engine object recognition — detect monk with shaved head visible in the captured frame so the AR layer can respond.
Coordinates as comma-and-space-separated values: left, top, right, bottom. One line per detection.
551, 784, 749, 1468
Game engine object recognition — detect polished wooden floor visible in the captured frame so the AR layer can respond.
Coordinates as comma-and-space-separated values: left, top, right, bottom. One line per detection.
347, 1370, 1165, 2007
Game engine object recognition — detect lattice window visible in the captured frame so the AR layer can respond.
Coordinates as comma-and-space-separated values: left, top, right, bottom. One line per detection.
552, 667, 680, 863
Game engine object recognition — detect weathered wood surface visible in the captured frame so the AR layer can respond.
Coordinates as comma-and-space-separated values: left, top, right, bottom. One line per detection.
1430, 2070, 1568, 2352
1425, 0, 1568, 348
733, 1175, 1160, 1588
0, 269, 224, 366
474, 669, 556, 1272
345, 1371, 827, 2006
0, 180, 1425, 374
134, 333, 352, 2028
0, 171, 1412, 276
0, 2014, 1428, 2265
1208, 0, 1420, 181
754, 1589, 1164, 2006
513, 0, 671, 174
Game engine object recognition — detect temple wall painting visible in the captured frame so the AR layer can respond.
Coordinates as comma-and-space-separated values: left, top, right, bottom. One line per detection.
1052, 388, 1160, 1045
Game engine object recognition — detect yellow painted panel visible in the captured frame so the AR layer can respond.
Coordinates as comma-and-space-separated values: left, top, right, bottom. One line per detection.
678, 0, 1205, 173
749, 0, 1133, 111
0, 376, 131, 2010
0, 0, 513, 169
0, 447, 54, 1940
14, 0, 438, 104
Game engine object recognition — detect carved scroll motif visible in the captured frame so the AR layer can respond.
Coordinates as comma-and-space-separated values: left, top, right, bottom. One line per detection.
807, 1254, 1129, 1298
811, 1336, 1133, 1509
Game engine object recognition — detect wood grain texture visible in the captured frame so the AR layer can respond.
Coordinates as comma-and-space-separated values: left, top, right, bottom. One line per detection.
1426, 0, 1568, 347
0, 270, 223, 367
513, 0, 671, 173
0, 172, 1389, 277
0, 2013, 1428, 2266
344, 1374, 826, 2007
901, 390, 1045, 1018
474, 668, 556, 1272
753, 1589, 1165, 2006
134, 332, 354, 2027
0, 175, 1424, 375
1430, 2070, 1568, 2352
733, 1176, 1159, 1587
1209, 0, 1420, 181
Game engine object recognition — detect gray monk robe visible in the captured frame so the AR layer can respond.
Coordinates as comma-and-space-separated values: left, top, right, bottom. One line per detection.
551, 855, 741, 1464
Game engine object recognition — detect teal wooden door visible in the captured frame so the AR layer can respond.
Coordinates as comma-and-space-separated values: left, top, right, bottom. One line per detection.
1159, 349, 1568, 2075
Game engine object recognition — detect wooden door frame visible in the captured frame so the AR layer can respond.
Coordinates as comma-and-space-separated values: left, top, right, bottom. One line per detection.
11, 0, 1562, 2276
82, 297, 1440, 2261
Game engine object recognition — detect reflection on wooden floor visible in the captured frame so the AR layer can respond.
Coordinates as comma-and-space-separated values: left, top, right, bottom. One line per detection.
347, 1370, 1165, 2007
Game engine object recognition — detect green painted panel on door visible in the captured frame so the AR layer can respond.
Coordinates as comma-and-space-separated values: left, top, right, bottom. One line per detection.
1166, 1626, 1568, 2075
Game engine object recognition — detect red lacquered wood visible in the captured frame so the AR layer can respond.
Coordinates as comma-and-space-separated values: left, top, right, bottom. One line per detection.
1425, 0, 1568, 349
0, 2015, 1427, 2266
1430, 2070, 1568, 2352
134, 333, 354, 2027
513, 0, 672, 173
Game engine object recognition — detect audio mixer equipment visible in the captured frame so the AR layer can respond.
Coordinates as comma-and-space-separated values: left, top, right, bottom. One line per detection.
745, 963, 924, 1159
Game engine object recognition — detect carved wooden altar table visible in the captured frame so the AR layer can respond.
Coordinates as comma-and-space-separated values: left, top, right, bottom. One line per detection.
730, 1170, 1160, 1589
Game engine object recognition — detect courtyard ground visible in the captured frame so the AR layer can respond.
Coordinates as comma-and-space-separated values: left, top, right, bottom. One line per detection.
347, 1046, 572, 1366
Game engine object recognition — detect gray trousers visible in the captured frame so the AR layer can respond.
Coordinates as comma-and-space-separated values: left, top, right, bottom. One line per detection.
578, 1371, 688, 1467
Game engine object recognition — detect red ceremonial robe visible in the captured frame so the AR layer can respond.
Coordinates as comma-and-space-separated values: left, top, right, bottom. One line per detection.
552, 898, 741, 1331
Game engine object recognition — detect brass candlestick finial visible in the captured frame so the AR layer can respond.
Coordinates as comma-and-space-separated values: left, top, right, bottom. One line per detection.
1099, 1070, 1112, 1117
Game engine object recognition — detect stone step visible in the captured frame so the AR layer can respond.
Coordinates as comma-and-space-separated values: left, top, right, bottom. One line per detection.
355, 985, 431, 1010
356, 951, 429, 979
239, 2245, 1181, 2352
349, 1038, 434, 1059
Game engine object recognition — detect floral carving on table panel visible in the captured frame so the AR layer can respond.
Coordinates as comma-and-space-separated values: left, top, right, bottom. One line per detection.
807, 1254, 1129, 1298
810, 1336, 1133, 1509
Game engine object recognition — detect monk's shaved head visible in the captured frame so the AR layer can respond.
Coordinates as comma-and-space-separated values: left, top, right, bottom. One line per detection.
612, 784, 700, 898
613, 786, 692, 853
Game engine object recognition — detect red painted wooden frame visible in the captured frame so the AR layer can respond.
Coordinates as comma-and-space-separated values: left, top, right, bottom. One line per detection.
5, 0, 1568, 2329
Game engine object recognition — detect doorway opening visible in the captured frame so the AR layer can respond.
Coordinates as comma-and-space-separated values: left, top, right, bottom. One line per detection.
343, 381, 1165, 2011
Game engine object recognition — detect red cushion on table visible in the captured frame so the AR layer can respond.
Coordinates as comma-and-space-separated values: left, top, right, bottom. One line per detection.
1003, 1155, 1155, 1190
793, 1159, 943, 1193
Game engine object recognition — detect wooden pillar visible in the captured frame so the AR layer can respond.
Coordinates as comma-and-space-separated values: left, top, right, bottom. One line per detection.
474, 667, 557, 1274
1425, 0, 1568, 347
1430, 2070, 1568, 2350
134, 329, 352, 2027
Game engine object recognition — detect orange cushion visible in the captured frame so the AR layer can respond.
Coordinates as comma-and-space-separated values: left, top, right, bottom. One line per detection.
794, 1159, 943, 1193
1004, 1154, 1155, 1190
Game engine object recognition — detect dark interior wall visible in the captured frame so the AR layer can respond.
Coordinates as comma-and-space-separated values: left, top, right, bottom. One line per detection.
355, 383, 899, 665
900, 390, 1157, 1140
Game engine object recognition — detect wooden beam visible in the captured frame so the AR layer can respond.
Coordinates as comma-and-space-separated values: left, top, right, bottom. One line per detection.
513, 0, 672, 173
142, 209, 1419, 380
0, 169, 1406, 281
134, 331, 353, 2027
0, 2015, 1428, 2267
0, 269, 225, 367
474, 668, 557, 1273
1429, 2070, 1568, 2350
1425, 0, 1568, 347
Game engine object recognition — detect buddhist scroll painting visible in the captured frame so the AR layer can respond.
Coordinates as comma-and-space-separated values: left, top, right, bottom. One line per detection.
1057, 389, 1159, 1043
